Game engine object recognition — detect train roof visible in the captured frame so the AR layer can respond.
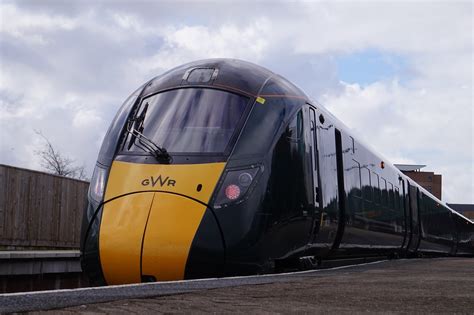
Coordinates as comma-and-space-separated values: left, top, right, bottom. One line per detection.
140, 58, 308, 100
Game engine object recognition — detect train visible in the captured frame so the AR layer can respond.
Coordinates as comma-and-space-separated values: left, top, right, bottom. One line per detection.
80, 59, 474, 285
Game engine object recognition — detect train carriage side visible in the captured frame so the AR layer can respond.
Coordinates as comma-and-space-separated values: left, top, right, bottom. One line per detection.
451, 210, 474, 256
397, 175, 474, 257
306, 105, 408, 259
310, 104, 474, 259
417, 187, 456, 255
408, 178, 474, 257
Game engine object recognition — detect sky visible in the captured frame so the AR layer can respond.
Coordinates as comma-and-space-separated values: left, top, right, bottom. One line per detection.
0, 0, 472, 203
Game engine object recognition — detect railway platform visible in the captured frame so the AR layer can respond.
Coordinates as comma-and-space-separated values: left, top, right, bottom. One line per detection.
0, 250, 86, 293
1, 257, 473, 313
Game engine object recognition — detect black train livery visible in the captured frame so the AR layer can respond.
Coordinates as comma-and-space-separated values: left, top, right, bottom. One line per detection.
81, 59, 474, 285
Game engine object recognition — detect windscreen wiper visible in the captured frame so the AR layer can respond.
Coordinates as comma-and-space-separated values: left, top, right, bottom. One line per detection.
124, 102, 172, 163
127, 102, 149, 150
126, 124, 172, 164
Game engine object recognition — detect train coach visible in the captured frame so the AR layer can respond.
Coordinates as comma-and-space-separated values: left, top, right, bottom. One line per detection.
81, 59, 474, 285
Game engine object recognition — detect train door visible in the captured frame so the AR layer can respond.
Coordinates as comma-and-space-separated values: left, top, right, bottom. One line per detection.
306, 106, 340, 252
307, 105, 321, 241
308, 107, 321, 208
401, 178, 411, 251
407, 182, 421, 254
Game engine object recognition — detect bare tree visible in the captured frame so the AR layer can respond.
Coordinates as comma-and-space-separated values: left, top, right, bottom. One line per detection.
34, 130, 88, 180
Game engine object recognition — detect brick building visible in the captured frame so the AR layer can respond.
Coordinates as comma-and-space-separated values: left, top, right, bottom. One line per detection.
394, 164, 442, 200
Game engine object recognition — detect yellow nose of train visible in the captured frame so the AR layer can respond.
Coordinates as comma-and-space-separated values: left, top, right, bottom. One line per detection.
99, 160, 225, 284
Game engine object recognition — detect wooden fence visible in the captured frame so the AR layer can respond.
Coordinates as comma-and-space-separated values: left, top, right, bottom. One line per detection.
0, 164, 89, 249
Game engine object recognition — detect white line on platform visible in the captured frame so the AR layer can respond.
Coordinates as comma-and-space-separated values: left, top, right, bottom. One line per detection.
0, 259, 390, 297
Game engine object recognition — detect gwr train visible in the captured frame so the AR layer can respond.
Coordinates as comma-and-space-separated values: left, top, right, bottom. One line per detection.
81, 59, 474, 285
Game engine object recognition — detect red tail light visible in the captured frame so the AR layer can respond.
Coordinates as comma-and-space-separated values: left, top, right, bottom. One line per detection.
225, 184, 241, 200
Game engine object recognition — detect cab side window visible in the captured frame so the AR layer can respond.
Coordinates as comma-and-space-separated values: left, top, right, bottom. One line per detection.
269, 110, 309, 220
287, 111, 303, 139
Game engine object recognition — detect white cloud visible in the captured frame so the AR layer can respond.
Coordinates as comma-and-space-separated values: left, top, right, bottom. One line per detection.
133, 20, 271, 76
286, 2, 472, 55
0, 3, 78, 45
321, 75, 472, 203
73, 108, 103, 128
0, 1, 472, 203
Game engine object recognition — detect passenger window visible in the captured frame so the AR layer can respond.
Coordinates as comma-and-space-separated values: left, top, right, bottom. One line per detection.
395, 187, 400, 210
388, 182, 394, 209
361, 167, 372, 202
372, 172, 380, 205
348, 159, 361, 197
381, 178, 388, 207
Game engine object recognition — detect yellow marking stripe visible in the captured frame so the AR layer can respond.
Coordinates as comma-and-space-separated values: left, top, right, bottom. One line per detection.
142, 193, 207, 281
100, 192, 154, 285
99, 161, 225, 284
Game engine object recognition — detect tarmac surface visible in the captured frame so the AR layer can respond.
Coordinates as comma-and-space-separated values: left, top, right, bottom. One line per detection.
2, 258, 473, 314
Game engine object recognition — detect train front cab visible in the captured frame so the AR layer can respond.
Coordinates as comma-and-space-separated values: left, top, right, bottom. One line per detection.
80, 62, 331, 283
81, 86, 259, 284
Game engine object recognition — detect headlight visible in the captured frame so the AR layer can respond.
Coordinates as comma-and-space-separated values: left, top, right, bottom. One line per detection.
88, 164, 108, 205
213, 166, 260, 209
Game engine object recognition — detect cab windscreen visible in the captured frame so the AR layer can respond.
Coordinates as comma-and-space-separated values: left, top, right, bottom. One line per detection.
121, 88, 249, 155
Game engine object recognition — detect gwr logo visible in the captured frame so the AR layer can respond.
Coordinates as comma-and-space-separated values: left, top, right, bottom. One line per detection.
141, 175, 176, 187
